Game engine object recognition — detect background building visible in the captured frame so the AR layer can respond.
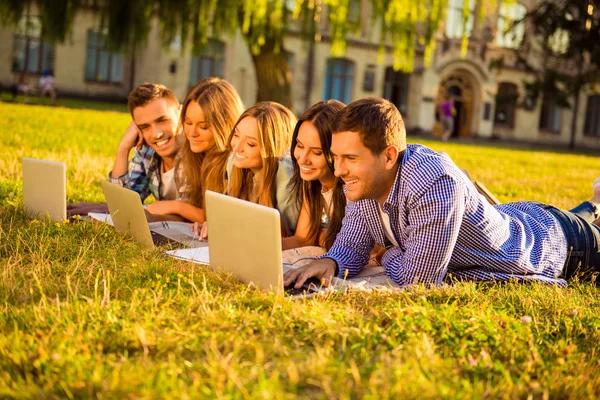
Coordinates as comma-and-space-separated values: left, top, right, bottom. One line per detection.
1, 1, 599, 149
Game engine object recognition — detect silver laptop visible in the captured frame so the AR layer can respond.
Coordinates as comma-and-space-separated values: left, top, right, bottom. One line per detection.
205, 190, 321, 295
100, 181, 205, 249
22, 158, 67, 222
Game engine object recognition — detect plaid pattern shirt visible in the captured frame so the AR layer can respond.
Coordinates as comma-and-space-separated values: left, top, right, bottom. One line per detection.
324, 144, 569, 287
108, 145, 162, 202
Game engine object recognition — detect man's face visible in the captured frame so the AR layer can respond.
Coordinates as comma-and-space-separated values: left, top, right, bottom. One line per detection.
331, 130, 392, 203
132, 98, 180, 158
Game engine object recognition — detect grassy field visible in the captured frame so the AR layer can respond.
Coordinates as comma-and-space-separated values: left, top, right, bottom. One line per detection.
1, 101, 600, 399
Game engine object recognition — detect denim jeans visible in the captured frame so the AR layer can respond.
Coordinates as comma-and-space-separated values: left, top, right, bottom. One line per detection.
543, 201, 600, 281
569, 201, 599, 224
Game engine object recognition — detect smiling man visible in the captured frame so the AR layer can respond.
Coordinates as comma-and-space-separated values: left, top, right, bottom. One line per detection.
284, 97, 600, 289
109, 83, 181, 202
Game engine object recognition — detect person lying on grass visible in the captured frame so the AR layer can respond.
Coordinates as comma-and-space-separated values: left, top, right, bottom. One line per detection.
193, 101, 302, 248
67, 83, 182, 218
142, 77, 244, 223
284, 97, 600, 289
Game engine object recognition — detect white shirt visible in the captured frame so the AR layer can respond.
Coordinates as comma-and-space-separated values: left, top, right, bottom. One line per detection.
39, 75, 55, 91
160, 166, 178, 200
377, 203, 399, 247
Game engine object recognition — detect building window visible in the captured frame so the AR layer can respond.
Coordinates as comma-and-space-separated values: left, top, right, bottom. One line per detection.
12, 16, 54, 74
363, 67, 375, 92
348, 0, 361, 24
584, 95, 600, 137
84, 30, 123, 83
538, 93, 562, 133
494, 82, 518, 128
445, 0, 475, 39
324, 58, 354, 104
383, 67, 409, 115
189, 39, 225, 86
496, 2, 526, 48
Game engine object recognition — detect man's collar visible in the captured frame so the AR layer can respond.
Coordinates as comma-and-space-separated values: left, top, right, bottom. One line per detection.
383, 146, 410, 207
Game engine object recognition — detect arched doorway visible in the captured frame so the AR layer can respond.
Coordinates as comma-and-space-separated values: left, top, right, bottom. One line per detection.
437, 73, 475, 138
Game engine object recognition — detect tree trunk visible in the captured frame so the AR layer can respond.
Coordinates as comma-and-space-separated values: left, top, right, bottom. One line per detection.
251, 37, 293, 109
569, 88, 580, 150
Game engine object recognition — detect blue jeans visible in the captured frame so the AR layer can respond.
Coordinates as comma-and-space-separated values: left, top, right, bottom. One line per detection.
544, 201, 600, 281
569, 201, 599, 224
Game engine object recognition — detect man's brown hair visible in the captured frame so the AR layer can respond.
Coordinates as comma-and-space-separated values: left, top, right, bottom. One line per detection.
334, 97, 406, 154
127, 83, 179, 115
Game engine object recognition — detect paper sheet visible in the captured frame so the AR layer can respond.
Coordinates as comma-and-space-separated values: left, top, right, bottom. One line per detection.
165, 247, 210, 265
88, 212, 113, 225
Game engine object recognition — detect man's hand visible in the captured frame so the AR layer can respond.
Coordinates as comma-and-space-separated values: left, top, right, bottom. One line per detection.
283, 258, 337, 289
119, 120, 144, 152
111, 121, 143, 179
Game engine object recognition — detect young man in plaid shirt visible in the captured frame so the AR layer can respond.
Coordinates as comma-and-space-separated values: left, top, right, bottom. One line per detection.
284, 98, 600, 289
108, 83, 181, 202
67, 83, 182, 218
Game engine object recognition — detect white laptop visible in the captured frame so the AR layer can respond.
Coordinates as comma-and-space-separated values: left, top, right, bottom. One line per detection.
204, 190, 322, 295
22, 158, 67, 222
100, 181, 205, 249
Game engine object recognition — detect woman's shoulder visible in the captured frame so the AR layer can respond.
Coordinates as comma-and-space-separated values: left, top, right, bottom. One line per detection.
277, 150, 295, 179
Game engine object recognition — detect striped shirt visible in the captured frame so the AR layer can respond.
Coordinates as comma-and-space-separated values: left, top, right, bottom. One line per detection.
324, 144, 569, 287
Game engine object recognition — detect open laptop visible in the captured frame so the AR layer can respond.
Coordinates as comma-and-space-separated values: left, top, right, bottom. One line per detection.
204, 190, 322, 296
100, 181, 205, 249
22, 158, 67, 222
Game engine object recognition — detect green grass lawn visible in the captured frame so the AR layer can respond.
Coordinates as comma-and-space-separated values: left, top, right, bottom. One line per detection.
1, 102, 600, 398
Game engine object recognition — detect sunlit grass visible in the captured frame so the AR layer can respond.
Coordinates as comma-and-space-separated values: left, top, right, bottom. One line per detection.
1, 101, 600, 398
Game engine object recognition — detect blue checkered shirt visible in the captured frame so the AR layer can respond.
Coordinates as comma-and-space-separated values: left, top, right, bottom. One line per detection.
324, 144, 569, 287
108, 145, 162, 202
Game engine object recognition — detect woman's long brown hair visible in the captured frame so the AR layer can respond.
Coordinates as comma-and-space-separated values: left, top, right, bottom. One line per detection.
178, 77, 244, 207
227, 102, 297, 208
288, 100, 346, 249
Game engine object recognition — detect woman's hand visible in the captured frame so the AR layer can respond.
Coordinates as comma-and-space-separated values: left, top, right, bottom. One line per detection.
145, 200, 179, 216
191, 222, 209, 241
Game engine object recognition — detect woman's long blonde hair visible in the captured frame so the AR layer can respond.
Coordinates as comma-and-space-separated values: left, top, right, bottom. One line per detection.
179, 77, 244, 207
228, 101, 297, 208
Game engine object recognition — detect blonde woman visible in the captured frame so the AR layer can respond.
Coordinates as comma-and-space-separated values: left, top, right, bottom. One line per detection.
194, 102, 300, 246
145, 77, 244, 222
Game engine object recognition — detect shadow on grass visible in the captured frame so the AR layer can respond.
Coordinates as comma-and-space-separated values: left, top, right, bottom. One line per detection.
0, 93, 128, 113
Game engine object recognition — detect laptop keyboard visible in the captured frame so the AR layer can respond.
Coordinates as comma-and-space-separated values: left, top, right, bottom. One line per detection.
150, 230, 175, 247
284, 277, 323, 296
